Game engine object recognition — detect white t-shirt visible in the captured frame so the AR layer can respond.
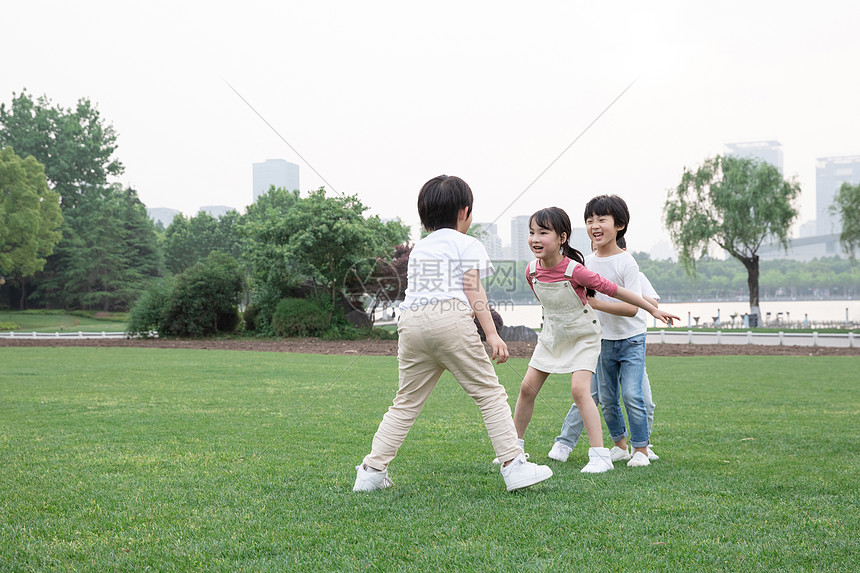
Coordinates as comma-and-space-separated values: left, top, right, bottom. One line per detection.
637, 271, 660, 324
399, 228, 495, 312
586, 251, 646, 340
639, 272, 659, 301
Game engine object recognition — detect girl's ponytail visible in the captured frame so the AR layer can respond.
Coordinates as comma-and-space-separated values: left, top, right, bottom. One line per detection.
561, 243, 586, 266
562, 243, 595, 297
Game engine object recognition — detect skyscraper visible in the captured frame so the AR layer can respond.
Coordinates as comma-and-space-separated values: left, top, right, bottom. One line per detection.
724, 140, 784, 173
510, 215, 532, 262
816, 155, 860, 236
472, 223, 503, 260
253, 159, 300, 202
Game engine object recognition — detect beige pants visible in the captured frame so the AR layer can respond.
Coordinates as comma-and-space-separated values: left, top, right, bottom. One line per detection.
363, 303, 522, 470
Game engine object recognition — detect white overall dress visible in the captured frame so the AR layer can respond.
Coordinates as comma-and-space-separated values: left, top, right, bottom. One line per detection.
527, 259, 603, 374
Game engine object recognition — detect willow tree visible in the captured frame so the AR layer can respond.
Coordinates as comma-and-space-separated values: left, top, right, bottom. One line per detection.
664, 155, 800, 326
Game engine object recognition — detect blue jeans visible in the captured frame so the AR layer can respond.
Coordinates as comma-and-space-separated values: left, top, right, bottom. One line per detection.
556, 367, 656, 448
597, 334, 649, 448
642, 368, 655, 437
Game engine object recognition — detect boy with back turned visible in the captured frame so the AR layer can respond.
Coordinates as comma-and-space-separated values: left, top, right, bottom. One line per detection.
353, 175, 553, 492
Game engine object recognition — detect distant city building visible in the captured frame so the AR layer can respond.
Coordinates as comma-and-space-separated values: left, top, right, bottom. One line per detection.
798, 220, 817, 239
725, 140, 783, 173
758, 234, 846, 262
815, 155, 860, 236
198, 205, 235, 218
510, 215, 532, 262
253, 159, 300, 202
147, 207, 182, 228
472, 222, 504, 260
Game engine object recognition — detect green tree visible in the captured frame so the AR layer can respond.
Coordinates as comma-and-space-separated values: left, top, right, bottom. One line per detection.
831, 181, 860, 261
664, 155, 800, 325
0, 147, 63, 308
0, 90, 123, 208
32, 184, 162, 310
282, 189, 410, 322
241, 187, 410, 330
1, 90, 164, 310
241, 187, 302, 290
162, 210, 242, 275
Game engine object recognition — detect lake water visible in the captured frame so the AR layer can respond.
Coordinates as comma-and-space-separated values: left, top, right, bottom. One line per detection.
494, 299, 860, 329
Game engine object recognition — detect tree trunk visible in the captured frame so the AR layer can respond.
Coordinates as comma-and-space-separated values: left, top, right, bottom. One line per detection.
740, 255, 761, 327
18, 279, 27, 310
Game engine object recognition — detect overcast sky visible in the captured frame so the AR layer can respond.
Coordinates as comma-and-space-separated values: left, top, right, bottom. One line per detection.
5, 1, 860, 253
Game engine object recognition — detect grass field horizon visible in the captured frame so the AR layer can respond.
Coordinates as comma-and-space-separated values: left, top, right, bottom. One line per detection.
1, 348, 857, 571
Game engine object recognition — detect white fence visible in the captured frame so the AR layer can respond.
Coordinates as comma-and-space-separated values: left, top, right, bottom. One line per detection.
1, 330, 855, 348
647, 330, 856, 348
0, 331, 143, 340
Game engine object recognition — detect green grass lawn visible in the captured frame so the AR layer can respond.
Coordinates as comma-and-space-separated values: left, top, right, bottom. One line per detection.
0, 310, 128, 333
1, 349, 857, 572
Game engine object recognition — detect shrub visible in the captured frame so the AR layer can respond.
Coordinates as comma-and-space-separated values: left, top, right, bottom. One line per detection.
271, 298, 329, 338
0, 321, 19, 330
245, 282, 288, 336
161, 252, 244, 338
126, 279, 174, 337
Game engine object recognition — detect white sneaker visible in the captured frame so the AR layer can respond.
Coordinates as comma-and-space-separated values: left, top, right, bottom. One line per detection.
609, 446, 632, 462
500, 453, 553, 491
548, 441, 572, 462
493, 438, 525, 465
647, 445, 659, 461
353, 464, 394, 491
580, 447, 614, 473
627, 451, 650, 467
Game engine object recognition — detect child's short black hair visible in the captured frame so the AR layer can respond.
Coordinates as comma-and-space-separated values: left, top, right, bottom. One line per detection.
584, 194, 630, 242
417, 175, 473, 231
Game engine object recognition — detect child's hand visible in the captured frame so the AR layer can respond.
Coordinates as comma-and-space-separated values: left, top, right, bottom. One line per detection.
486, 334, 509, 364
652, 309, 681, 326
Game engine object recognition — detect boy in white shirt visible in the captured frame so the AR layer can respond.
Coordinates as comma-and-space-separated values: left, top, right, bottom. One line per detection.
582, 195, 665, 467
354, 175, 552, 492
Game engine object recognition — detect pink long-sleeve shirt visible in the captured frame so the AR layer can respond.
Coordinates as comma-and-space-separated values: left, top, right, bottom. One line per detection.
525, 256, 619, 305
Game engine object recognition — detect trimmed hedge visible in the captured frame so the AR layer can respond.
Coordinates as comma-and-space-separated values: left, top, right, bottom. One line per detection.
272, 298, 328, 338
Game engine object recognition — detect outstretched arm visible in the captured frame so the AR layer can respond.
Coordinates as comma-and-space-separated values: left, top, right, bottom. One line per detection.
588, 296, 638, 317
586, 293, 659, 317
463, 270, 509, 363
613, 286, 680, 326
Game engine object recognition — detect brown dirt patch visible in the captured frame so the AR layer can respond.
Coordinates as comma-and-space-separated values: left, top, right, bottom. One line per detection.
1, 337, 857, 357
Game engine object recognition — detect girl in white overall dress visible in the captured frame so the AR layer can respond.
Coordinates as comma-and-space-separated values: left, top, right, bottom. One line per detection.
511, 207, 678, 473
